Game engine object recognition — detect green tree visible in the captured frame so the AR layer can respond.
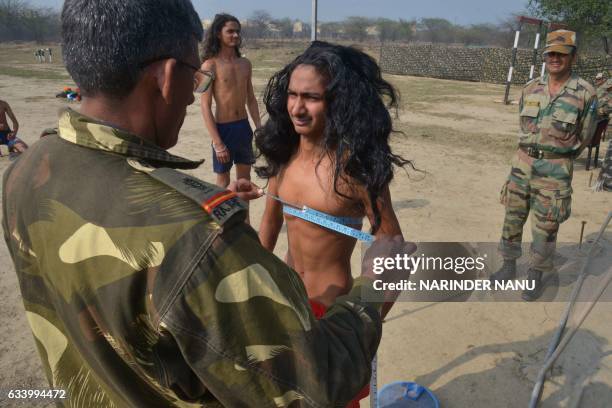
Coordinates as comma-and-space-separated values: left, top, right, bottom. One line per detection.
459, 23, 504, 46
343, 16, 370, 42
376, 18, 398, 42
271, 17, 293, 38
397, 19, 416, 42
320, 21, 344, 39
0, 0, 59, 42
418, 18, 456, 43
244, 9, 272, 39
528, 0, 611, 47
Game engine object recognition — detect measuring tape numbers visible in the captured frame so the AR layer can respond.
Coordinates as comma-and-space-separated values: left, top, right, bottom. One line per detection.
282, 205, 374, 242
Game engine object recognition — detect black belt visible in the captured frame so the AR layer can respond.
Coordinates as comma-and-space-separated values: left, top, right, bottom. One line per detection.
519, 146, 573, 160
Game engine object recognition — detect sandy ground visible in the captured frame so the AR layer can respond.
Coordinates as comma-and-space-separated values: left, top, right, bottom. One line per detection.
0, 43, 611, 407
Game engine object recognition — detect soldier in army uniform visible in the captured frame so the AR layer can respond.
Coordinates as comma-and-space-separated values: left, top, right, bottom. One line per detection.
2, 0, 413, 406
490, 30, 598, 301
594, 72, 611, 120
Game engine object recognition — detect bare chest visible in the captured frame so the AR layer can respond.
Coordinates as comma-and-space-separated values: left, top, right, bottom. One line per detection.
277, 160, 362, 218
214, 61, 248, 92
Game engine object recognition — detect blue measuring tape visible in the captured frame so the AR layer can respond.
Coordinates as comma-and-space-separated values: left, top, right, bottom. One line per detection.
264, 192, 374, 242
283, 205, 374, 242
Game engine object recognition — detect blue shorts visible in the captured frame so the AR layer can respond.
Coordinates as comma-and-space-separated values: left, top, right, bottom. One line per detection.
212, 119, 254, 174
0, 129, 10, 145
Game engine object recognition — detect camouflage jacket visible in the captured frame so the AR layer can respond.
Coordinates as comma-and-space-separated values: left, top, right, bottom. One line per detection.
2, 109, 382, 408
518, 73, 597, 155
596, 78, 611, 120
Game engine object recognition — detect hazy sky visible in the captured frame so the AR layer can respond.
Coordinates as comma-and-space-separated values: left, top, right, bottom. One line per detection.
29, 0, 528, 25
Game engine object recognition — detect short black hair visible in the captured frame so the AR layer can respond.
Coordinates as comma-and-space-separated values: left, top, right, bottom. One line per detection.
62, 0, 204, 98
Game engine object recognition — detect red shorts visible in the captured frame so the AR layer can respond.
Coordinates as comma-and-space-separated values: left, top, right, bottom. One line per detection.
309, 300, 370, 408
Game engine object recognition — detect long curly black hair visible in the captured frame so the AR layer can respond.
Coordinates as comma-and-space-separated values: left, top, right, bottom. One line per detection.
202, 13, 241, 61
255, 41, 411, 234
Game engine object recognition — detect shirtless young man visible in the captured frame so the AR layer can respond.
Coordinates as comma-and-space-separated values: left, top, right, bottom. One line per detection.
0, 100, 26, 155
200, 14, 261, 192
256, 42, 409, 407
256, 41, 409, 310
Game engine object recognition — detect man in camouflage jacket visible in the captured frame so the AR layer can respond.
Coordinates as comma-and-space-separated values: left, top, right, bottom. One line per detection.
593, 73, 612, 192
491, 30, 598, 301
2, 0, 406, 406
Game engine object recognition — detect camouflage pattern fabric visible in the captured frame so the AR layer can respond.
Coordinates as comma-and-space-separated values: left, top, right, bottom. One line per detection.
596, 78, 611, 120
516, 73, 597, 155
542, 29, 576, 55
499, 73, 597, 271
594, 138, 612, 192
2, 108, 382, 407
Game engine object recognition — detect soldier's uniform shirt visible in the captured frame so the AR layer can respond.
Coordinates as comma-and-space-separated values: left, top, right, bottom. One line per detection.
596, 78, 611, 120
499, 73, 597, 270
2, 108, 382, 407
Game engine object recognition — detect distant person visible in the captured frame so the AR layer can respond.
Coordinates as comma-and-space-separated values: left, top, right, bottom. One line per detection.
491, 30, 598, 301
594, 72, 611, 121
591, 72, 610, 169
593, 138, 612, 192
256, 42, 411, 406
0, 99, 19, 148
6, 134, 28, 157
200, 14, 260, 205
47, 47, 53, 63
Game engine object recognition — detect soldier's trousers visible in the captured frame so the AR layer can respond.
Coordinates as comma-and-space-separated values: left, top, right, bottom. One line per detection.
498, 150, 573, 272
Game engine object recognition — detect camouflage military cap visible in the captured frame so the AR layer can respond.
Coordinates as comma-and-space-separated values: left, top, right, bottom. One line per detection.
543, 30, 576, 55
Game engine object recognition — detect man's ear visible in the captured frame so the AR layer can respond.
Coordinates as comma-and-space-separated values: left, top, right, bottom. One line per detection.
155, 58, 178, 105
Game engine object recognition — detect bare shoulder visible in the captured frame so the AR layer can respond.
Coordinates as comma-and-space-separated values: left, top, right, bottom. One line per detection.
267, 173, 281, 194
239, 57, 252, 70
201, 58, 216, 72
333, 172, 367, 206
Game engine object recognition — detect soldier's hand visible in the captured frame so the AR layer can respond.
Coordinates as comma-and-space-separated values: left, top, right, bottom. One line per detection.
361, 235, 417, 304
228, 178, 263, 201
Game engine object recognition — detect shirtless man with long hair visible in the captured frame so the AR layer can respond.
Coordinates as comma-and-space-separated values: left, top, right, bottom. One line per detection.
256, 43, 410, 406
257, 41, 409, 306
200, 14, 261, 197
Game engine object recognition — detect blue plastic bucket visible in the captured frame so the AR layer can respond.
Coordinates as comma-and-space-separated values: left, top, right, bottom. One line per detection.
377, 381, 439, 408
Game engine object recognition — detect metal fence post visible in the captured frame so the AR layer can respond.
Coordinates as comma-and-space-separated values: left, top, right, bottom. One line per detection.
503, 21, 523, 104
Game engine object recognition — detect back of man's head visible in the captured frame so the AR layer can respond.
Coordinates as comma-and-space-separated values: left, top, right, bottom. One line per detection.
62, 0, 203, 99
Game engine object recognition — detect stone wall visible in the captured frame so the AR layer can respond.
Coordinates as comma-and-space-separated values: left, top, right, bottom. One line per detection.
380, 43, 611, 84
